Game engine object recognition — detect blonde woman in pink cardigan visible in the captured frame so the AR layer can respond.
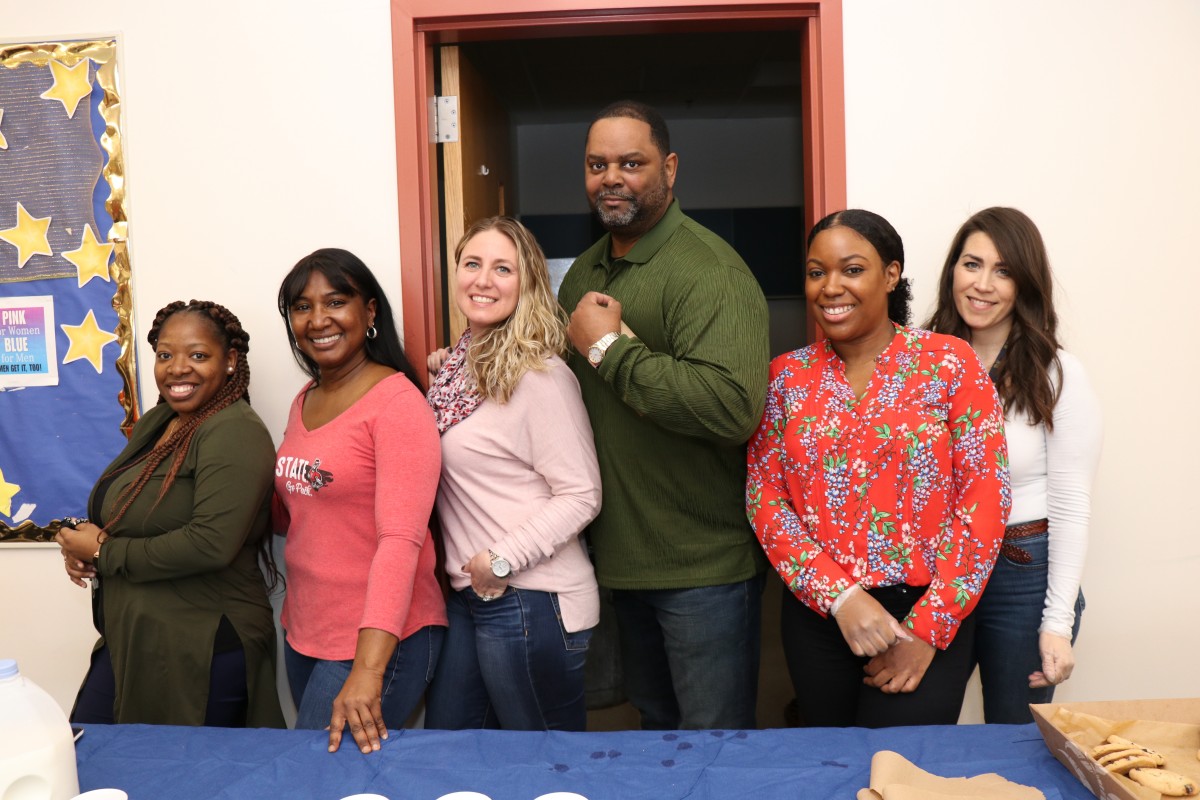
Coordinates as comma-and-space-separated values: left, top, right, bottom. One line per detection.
425, 216, 601, 731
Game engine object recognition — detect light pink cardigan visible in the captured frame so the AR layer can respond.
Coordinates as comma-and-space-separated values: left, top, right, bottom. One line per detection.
436, 356, 601, 632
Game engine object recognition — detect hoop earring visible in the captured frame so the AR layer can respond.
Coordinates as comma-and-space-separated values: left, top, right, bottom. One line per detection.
366, 326, 378, 340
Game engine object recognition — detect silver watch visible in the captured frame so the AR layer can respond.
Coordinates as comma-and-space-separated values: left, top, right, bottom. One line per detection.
587, 332, 621, 367
489, 550, 511, 578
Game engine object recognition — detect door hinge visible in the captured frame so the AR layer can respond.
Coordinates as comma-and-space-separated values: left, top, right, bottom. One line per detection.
431, 95, 459, 143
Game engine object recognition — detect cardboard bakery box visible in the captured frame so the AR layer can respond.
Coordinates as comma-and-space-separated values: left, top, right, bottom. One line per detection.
1031, 698, 1200, 800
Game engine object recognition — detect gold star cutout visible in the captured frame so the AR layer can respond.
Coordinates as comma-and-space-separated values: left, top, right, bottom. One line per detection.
63, 224, 113, 287
0, 467, 19, 518
0, 109, 7, 150
40, 59, 93, 119
61, 309, 117, 373
0, 202, 53, 268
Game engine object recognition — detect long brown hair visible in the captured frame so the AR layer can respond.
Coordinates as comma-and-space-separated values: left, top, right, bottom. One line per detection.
925, 207, 1061, 429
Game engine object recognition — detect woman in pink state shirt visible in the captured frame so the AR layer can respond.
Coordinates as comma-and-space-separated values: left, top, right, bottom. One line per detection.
424, 217, 601, 731
275, 249, 446, 753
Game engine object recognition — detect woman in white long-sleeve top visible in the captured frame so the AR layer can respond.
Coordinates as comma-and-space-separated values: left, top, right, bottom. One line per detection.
926, 207, 1102, 723
424, 216, 601, 731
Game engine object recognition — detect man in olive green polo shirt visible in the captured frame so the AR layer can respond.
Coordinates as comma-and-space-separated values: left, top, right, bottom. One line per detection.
559, 100, 770, 730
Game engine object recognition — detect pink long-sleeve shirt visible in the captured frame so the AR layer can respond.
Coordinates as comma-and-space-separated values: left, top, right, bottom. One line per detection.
276, 373, 447, 660
436, 356, 601, 632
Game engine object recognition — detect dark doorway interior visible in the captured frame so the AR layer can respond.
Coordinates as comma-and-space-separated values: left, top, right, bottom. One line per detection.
441, 29, 807, 729
451, 30, 808, 358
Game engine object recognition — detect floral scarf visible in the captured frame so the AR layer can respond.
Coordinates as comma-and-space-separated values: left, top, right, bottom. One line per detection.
426, 329, 483, 434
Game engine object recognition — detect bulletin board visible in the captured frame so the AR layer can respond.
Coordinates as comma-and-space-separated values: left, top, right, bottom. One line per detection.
0, 38, 137, 543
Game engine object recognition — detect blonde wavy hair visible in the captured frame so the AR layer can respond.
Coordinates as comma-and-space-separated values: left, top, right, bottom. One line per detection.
455, 216, 567, 403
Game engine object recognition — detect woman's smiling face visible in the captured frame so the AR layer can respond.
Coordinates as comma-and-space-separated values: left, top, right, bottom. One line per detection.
287, 269, 376, 374
153, 312, 234, 421
455, 227, 521, 335
952, 231, 1017, 338
805, 225, 899, 347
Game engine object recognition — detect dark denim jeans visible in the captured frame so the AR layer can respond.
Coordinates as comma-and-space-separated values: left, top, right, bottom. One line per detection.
425, 587, 592, 731
609, 574, 764, 730
284, 625, 443, 731
973, 530, 1085, 724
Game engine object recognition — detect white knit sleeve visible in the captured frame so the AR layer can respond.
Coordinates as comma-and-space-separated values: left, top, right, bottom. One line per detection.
1041, 351, 1103, 637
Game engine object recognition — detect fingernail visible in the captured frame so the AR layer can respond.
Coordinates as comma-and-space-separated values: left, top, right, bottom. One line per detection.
362, 746, 370, 754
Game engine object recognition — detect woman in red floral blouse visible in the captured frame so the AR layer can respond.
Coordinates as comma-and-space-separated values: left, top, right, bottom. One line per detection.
746, 209, 1010, 727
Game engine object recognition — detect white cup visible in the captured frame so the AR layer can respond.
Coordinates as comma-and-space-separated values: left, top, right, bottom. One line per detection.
72, 791, 129, 800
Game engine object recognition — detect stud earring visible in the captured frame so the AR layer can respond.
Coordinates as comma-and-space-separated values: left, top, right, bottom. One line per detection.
227, 367, 234, 374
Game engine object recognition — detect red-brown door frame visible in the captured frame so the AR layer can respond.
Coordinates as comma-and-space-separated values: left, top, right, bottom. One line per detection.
390, 0, 846, 376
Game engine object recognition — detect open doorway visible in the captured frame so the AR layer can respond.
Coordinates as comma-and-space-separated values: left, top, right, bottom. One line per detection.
392, 0, 846, 732
433, 29, 807, 730
435, 31, 808, 360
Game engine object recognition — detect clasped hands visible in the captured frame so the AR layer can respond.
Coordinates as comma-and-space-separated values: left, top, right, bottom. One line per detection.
833, 588, 935, 694
54, 521, 106, 588
426, 293, 633, 380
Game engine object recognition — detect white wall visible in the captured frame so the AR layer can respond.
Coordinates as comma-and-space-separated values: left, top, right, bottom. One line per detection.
3, 0, 1198, 719
843, 0, 1200, 712
0, 0, 401, 715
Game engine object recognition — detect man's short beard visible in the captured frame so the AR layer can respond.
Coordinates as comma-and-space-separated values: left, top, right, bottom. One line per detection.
591, 178, 669, 234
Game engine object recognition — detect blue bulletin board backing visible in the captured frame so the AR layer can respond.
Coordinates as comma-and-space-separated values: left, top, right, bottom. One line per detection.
0, 39, 138, 542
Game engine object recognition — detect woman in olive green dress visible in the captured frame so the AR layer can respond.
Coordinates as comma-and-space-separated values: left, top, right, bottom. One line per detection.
56, 300, 284, 727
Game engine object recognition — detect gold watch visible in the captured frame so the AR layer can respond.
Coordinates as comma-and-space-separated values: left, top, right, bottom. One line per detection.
587, 332, 620, 367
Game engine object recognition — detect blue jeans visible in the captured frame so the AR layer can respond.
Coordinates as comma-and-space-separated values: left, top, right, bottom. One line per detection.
284, 625, 444, 730
609, 574, 764, 730
973, 530, 1085, 724
425, 587, 593, 731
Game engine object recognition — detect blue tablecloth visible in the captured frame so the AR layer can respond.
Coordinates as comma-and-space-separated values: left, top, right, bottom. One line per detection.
75, 723, 1093, 800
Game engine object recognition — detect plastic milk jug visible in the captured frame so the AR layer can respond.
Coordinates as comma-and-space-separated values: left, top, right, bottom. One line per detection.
0, 659, 80, 800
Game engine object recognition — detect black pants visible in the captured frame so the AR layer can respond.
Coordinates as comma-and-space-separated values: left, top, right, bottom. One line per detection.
781, 584, 975, 728
71, 643, 249, 727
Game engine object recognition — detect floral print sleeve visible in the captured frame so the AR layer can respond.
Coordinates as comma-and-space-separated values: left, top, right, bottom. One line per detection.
746, 326, 1010, 649
746, 350, 857, 613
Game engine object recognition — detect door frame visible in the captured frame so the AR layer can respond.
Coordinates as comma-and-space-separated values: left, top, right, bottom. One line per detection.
390, 0, 846, 373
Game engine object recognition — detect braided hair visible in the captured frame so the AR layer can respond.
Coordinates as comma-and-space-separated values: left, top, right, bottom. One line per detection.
101, 300, 251, 530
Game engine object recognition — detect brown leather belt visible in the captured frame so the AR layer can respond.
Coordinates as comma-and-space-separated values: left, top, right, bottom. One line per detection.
1000, 518, 1048, 564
